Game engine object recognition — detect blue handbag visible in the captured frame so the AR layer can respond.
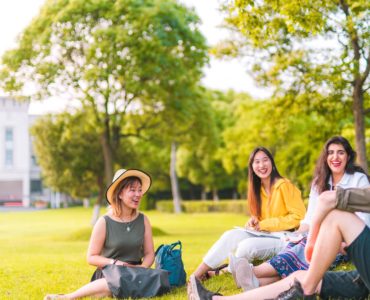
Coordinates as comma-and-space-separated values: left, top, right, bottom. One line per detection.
155, 240, 187, 287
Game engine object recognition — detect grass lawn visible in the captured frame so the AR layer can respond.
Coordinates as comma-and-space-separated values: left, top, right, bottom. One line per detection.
0, 207, 247, 299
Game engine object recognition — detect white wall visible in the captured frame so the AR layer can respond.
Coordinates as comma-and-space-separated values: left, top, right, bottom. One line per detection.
0, 97, 31, 206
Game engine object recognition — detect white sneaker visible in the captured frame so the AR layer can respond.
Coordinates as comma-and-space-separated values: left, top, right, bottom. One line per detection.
228, 253, 240, 287
235, 257, 259, 291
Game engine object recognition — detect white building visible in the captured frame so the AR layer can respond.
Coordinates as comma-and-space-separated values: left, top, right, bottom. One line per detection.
0, 97, 55, 207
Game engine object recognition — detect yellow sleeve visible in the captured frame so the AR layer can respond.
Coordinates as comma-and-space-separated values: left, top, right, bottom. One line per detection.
259, 181, 306, 232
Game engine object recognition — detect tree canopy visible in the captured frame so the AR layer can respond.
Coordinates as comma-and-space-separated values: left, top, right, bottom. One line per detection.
219, 0, 370, 170
0, 0, 208, 198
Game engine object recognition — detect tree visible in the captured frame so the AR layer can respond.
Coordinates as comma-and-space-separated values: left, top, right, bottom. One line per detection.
1, 0, 208, 194
135, 87, 221, 210
30, 110, 106, 222
177, 89, 238, 200
220, 91, 349, 195
220, 0, 370, 170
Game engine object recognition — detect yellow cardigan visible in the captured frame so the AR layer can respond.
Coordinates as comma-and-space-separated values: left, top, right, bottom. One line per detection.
257, 178, 306, 232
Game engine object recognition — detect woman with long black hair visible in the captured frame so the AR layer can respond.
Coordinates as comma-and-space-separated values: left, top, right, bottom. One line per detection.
192, 147, 306, 280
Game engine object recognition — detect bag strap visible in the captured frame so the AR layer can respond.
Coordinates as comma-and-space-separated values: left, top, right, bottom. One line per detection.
169, 240, 182, 251
155, 244, 164, 256
155, 241, 182, 256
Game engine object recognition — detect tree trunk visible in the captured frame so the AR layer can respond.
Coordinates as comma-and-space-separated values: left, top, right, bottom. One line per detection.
170, 142, 182, 213
201, 188, 207, 200
353, 82, 368, 172
91, 176, 105, 225
212, 188, 219, 201
340, 0, 368, 171
91, 204, 101, 226
101, 133, 113, 187
101, 126, 113, 187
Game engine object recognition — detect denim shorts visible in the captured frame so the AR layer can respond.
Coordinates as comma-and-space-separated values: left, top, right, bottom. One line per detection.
320, 270, 369, 299
347, 226, 370, 290
320, 226, 370, 299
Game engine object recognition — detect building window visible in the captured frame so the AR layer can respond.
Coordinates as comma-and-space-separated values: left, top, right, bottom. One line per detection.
5, 149, 13, 166
4, 128, 14, 167
31, 155, 38, 167
5, 128, 13, 142
31, 179, 42, 193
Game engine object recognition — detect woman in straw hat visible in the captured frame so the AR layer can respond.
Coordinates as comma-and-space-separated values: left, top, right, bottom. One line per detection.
44, 169, 155, 299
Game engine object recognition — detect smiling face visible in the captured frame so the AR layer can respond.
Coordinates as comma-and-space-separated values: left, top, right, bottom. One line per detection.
119, 180, 143, 210
326, 143, 348, 177
252, 150, 273, 180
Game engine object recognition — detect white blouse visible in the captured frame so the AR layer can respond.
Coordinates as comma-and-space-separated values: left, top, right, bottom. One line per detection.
301, 172, 370, 227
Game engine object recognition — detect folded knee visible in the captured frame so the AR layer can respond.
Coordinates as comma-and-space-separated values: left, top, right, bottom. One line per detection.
235, 242, 259, 260
323, 210, 348, 226
219, 229, 244, 242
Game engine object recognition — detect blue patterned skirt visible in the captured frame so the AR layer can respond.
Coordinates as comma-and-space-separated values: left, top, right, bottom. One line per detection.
268, 237, 309, 278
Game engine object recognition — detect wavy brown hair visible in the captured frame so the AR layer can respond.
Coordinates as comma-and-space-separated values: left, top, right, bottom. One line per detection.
312, 136, 367, 193
110, 176, 142, 217
247, 147, 282, 218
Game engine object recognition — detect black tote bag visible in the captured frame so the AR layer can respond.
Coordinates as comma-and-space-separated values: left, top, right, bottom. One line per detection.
102, 264, 170, 298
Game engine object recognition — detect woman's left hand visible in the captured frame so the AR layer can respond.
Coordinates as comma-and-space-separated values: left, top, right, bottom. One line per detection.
339, 242, 347, 255
246, 216, 260, 231
115, 260, 131, 267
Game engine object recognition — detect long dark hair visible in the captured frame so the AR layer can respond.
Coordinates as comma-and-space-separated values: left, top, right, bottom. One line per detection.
312, 136, 367, 193
247, 147, 282, 218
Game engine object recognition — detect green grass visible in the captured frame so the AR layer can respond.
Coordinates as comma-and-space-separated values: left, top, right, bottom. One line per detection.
0, 207, 354, 299
0, 207, 247, 299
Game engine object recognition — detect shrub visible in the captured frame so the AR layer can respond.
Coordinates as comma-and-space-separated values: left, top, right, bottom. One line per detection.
156, 200, 249, 214
140, 195, 156, 210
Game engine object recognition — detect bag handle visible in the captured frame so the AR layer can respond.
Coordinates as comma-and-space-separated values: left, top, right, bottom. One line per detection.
155, 240, 182, 256
168, 240, 182, 251
155, 244, 164, 256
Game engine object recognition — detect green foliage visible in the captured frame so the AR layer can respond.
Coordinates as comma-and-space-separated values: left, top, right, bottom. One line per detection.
138, 195, 157, 210
1, 0, 209, 193
156, 200, 249, 214
219, 90, 357, 195
30, 110, 105, 199
176, 89, 239, 196
220, 0, 370, 169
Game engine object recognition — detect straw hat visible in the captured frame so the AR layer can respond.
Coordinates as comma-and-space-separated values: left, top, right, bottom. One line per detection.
106, 169, 152, 204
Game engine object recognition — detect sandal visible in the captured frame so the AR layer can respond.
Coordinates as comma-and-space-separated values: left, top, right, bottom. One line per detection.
204, 263, 229, 279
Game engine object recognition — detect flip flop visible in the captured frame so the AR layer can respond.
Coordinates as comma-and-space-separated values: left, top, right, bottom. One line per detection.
205, 263, 229, 279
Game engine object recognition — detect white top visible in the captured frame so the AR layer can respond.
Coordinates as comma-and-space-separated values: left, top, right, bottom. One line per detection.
301, 172, 370, 227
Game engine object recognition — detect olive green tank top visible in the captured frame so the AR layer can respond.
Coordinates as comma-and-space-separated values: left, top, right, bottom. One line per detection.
102, 213, 145, 263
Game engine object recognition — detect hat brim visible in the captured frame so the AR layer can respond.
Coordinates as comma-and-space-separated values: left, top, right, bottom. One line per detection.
106, 169, 152, 204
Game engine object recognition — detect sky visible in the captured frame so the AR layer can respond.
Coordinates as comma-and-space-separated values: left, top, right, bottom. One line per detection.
0, 0, 269, 114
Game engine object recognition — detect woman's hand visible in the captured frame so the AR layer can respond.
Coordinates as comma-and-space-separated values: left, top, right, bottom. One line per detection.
114, 260, 140, 267
246, 216, 260, 231
339, 242, 347, 255
115, 260, 127, 266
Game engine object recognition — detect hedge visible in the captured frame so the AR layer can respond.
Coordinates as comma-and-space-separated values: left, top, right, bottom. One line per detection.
156, 200, 249, 214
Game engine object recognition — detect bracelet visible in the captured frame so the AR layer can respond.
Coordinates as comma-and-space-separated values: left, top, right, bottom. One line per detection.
113, 259, 118, 265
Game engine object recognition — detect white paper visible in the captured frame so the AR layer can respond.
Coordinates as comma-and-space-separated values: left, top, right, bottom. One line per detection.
233, 226, 281, 239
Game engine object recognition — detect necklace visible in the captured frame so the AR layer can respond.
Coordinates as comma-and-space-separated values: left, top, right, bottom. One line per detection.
126, 221, 132, 232
120, 213, 135, 232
